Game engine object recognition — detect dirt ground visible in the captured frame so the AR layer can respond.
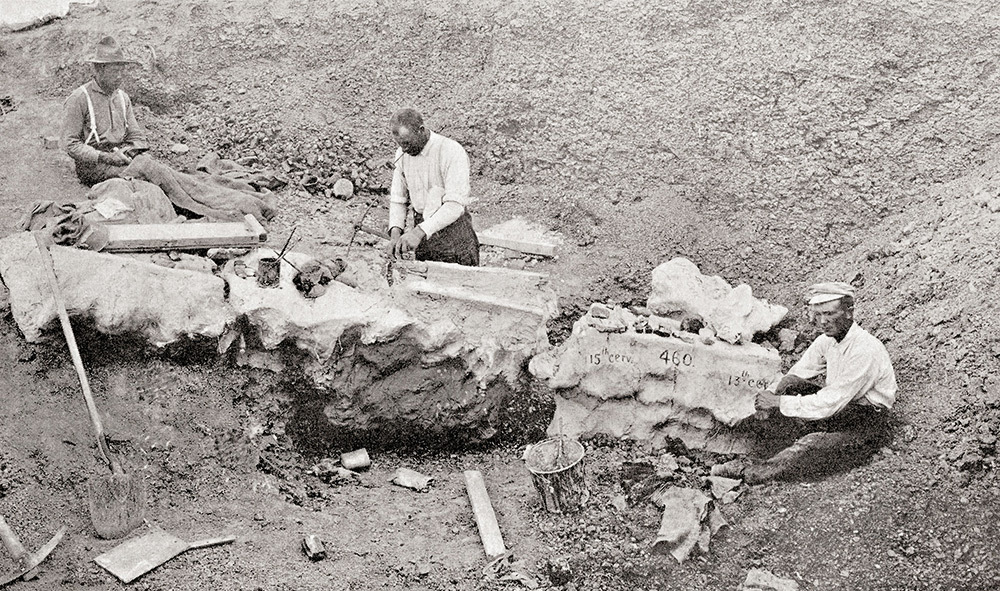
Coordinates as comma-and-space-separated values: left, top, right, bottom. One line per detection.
2, 0, 1000, 589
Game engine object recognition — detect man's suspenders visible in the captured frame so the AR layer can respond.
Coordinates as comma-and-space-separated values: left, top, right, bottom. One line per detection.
79, 85, 129, 147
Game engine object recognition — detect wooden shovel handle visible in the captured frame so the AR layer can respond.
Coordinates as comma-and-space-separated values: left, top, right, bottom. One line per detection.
33, 233, 114, 467
186, 535, 237, 550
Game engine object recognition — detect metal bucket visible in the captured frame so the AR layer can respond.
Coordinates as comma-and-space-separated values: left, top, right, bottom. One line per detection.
524, 437, 589, 513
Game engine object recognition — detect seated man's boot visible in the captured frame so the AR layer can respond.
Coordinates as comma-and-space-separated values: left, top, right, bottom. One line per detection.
711, 459, 747, 480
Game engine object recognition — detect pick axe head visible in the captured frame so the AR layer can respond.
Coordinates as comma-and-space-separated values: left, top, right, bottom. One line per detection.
0, 526, 66, 587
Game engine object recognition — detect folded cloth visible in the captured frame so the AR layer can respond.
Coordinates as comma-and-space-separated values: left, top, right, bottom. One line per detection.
18, 200, 108, 251
650, 486, 727, 563
85, 177, 182, 224
123, 155, 277, 222
196, 151, 289, 192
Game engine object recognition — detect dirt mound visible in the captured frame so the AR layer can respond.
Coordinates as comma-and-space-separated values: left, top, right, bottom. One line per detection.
2, 0, 1000, 589
813, 144, 1000, 488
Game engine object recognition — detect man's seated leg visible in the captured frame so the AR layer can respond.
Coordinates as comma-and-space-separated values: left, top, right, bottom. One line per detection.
75, 160, 126, 187
414, 211, 480, 266
745, 407, 889, 484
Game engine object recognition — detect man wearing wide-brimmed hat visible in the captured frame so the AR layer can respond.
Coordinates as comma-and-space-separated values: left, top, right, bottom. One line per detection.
715, 281, 898, 483
59, 36, 148, 186
54, 37, 276, 222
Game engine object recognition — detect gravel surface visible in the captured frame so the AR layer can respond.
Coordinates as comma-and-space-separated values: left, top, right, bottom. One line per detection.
1, 0, 999, 589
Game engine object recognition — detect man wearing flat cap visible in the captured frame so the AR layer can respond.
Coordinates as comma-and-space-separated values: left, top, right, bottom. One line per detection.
716, 281, 898, 483
60, 36, 148, 186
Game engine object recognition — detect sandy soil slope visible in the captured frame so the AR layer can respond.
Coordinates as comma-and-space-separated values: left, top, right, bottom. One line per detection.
1, 0, 1000, 589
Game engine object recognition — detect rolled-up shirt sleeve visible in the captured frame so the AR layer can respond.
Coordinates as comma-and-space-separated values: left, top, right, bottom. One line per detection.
417, 197, 464, 238
388, 148, 409, 231
779, 346, 881, 420
416, 140, 471, 238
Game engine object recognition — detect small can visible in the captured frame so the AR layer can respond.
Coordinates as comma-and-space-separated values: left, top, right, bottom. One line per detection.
257, 257, 281, 287
301, 534, 326, 561
340, 448, 371, 471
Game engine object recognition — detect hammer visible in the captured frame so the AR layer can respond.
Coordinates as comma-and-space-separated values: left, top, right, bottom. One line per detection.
0, 514, 66, 585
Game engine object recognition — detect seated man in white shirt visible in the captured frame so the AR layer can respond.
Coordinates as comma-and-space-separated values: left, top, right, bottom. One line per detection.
386, 108, 479, 266
716, 282, 898, 483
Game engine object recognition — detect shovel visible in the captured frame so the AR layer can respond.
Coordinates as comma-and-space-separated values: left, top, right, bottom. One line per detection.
93, 530, 236, 583
33, 233, 145, 539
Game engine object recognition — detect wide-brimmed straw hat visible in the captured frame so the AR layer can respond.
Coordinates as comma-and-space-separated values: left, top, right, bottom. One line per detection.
87, 36, 139, 64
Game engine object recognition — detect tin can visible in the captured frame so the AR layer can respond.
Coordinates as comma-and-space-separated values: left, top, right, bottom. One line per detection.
301, 535, 326, 561
340, 448, 371, 471
257, 257, 280, 287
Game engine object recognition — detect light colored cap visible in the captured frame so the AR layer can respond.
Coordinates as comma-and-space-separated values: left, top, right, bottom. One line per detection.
807, 281, 855, 305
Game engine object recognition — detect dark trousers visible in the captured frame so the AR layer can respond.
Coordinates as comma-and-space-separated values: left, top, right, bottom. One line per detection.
413, 210, 480, 266
74, 159, 126, 187
745, 404, 890, 483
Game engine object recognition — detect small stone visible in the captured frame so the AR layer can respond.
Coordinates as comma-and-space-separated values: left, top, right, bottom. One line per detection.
43, 136, 60, 150
590, 303, 611, 319
740, 568, 800, 590
777, 328, 798, 352
332, 178, 354, 199
170, 143, 190, 154
16, 345, 35, 362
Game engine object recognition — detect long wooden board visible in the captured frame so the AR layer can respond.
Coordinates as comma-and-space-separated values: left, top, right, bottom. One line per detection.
398, 261, 556, 317
102, 214, 266, 252
476, 219, 562, 257
464, 470, 507, 558
477, 233, 559, 257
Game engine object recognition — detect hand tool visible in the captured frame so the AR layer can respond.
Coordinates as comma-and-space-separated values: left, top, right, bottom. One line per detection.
33, 232, 145, 539
345, 198, 378, 258
0, 515, 66, 586
94, 530, 236, 583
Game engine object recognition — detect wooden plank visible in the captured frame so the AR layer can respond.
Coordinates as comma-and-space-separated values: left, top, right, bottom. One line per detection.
421, 260, 549, 283
477, 233, 558, 257
103, 214, 266, 252
476, 219, 562, 257
405, 280, 549, 316
463, 470, 507, 558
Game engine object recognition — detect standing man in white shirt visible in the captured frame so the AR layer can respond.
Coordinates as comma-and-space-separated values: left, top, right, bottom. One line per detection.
716, 282, 898, 483
386, 108, 480, 266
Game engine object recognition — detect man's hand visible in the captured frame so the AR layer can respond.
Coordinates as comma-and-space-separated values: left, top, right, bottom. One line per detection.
392, 227, 425, 259
386, 227, 403, 258
773, 374, 817, 397
753, 390, 781, 420
756, 390, 781, 411
98, 148, 132, 167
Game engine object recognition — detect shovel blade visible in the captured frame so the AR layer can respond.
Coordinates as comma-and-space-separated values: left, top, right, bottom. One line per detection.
94, 530, 187, 583
88, 471, 146, 540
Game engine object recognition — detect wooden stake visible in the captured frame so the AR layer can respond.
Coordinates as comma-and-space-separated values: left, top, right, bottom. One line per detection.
463, 470, 507, 558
